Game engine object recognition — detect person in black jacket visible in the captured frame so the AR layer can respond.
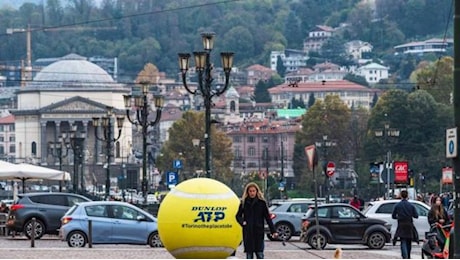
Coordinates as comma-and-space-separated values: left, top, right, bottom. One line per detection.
428, 196, 450, 226
236, 182, 278, 259
392, 190, 419, 259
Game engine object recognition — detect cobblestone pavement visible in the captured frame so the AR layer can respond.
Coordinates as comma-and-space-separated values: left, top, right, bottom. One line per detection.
0, 235, 421, 259
0, 247, 406, 259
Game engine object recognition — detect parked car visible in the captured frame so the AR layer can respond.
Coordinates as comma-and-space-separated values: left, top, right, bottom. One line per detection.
265, 199, 321, 241
300, 203, 391, 249
1, 199, 14, 208
6, 192, 91, 239
363, 199, 430, 240
60, 201, 162, 248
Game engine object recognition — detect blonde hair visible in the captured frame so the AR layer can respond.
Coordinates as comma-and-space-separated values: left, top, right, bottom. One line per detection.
242, 182, 265, 202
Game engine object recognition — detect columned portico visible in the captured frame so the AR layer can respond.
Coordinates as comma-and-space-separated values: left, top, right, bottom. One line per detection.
12, 54, 134, 193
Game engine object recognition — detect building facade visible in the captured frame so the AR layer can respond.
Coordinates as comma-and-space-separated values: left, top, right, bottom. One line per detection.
303, 25, 335, 53
268, 80, 379, 110
0, 113, 15, 161
12, 53, 133, 192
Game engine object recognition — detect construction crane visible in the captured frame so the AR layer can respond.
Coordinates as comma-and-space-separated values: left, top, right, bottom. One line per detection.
6, 24, 32, 86
5, 25, 117, 87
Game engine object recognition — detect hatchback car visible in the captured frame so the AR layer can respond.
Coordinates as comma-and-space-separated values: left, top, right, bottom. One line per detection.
363, 199, 430, 240
265, 199, 320, 241
300, 203, 391, 249
6, 192, 91, 239
60, 201, 162, 248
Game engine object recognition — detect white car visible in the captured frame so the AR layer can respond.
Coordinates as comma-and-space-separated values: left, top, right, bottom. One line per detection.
363, 199, 430, 240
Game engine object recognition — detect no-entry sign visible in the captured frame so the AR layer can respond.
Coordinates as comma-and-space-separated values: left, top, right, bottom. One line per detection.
326, 161, 335, 177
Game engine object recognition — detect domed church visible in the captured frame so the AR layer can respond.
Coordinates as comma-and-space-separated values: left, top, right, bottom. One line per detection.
11, 53, 133, 193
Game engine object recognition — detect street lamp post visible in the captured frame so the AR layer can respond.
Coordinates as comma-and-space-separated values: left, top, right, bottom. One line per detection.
93, 106, 125, 200
178, 32, 234, 178
48, 136, 69, 192
315, 135, 336, 203
375, 123, 400, 199
68, 128, 86, 194
124, 83, 164, 205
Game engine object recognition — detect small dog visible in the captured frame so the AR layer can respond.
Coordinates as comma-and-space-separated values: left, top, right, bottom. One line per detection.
333, 248, 342, 259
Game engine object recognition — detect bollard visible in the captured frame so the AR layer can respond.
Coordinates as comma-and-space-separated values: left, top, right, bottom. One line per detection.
88, 220, 92, 248
30, 218, 35, 248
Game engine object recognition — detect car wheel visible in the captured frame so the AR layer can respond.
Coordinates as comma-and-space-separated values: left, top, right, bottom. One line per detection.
24, 218, 45, 239
275, 222, 293, 241
367, 231, 386, 249
308, 232, 327, 249
148, 231, 163, 247
67, 231, 87, 248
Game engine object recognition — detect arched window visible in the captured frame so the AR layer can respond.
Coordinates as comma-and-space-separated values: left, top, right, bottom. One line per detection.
31, 142, 37, 156
230, 100, 236, 112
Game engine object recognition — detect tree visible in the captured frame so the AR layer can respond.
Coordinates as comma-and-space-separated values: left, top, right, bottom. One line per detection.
254, 75, 283, 103
135, 63, 161, 84
293, 95, 352, 193
343, 73, 369, 87
362, 89, 453, 188
276, 55, 286, 78
370, 92, 378, 108
319, 35, 349, 65
307, 94, 316, 108
290, 97, 305, 109
155, 111, 234, 184
410, 56, 453, 105
253, 80, 271, 103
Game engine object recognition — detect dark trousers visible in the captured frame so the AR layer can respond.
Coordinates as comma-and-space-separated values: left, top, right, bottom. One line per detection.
400, 238, 412, 259
246, 240, 265, 259
246, 252, 264, 259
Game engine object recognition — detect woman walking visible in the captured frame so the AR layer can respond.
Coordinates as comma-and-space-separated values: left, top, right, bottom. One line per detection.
236, 182, 278, 259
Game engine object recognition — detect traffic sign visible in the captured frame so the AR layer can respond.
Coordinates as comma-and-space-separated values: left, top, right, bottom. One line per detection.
167, 171, 178, 188
173, 159, 183, 169
446, 128, 457, 158
326, 161, 335, 177
304, 145, 318, 171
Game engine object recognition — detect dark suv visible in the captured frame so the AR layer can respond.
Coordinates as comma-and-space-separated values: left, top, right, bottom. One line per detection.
7, 192, 91, 239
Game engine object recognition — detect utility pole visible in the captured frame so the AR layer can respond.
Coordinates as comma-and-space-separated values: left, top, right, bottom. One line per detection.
452, 0, 460, 258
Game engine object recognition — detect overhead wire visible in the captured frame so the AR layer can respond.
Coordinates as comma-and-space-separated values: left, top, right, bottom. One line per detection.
420, 0, 454, 90
0, 0, 243, 38
0, 0, 243, 83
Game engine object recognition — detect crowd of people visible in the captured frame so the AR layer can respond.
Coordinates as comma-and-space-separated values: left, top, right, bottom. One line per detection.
347, 191, 453, 259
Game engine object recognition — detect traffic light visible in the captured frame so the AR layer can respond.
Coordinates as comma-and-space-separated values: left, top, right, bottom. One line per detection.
408, 169, 414, 187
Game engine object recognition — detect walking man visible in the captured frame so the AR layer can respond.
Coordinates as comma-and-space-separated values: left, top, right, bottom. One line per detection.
392, 190, 419, 259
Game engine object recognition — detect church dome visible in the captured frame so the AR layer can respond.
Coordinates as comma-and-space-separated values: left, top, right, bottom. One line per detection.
30, 53, 115, 88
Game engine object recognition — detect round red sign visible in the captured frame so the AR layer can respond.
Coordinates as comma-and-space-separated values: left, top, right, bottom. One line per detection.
326, 161, 335, 177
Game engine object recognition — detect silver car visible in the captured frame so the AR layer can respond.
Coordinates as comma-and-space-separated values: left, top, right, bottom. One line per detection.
60, 201, 162, 247
265, 199, 320, 241
363, 199, 430, 240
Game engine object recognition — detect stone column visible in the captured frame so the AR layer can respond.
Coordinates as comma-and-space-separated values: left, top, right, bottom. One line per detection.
40, 122, 47, 165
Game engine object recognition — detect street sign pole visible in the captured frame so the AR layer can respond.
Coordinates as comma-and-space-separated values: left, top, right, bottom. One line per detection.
453, 1, 460, 258
304, 145, 320, 249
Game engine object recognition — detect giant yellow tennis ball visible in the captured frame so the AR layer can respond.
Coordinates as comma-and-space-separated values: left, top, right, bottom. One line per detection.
157, 178, 242, 259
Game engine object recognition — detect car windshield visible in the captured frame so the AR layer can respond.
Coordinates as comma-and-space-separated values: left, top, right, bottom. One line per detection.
64, 205, 78, 216
361, 203, 374, 214
304, 207, 328, 218
269, 204, 281, 211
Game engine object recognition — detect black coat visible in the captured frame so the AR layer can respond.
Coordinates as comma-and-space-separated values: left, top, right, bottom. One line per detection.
428, 207, 449, 226
392, 199, 419, 241
235, 197, 275, 253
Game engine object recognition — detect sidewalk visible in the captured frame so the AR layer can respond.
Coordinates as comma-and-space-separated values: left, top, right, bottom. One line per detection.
0, 247, 419, 259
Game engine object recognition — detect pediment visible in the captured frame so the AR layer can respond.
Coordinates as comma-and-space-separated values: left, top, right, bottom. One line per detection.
50, 100, 101, 111
40, 96, 109, 113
